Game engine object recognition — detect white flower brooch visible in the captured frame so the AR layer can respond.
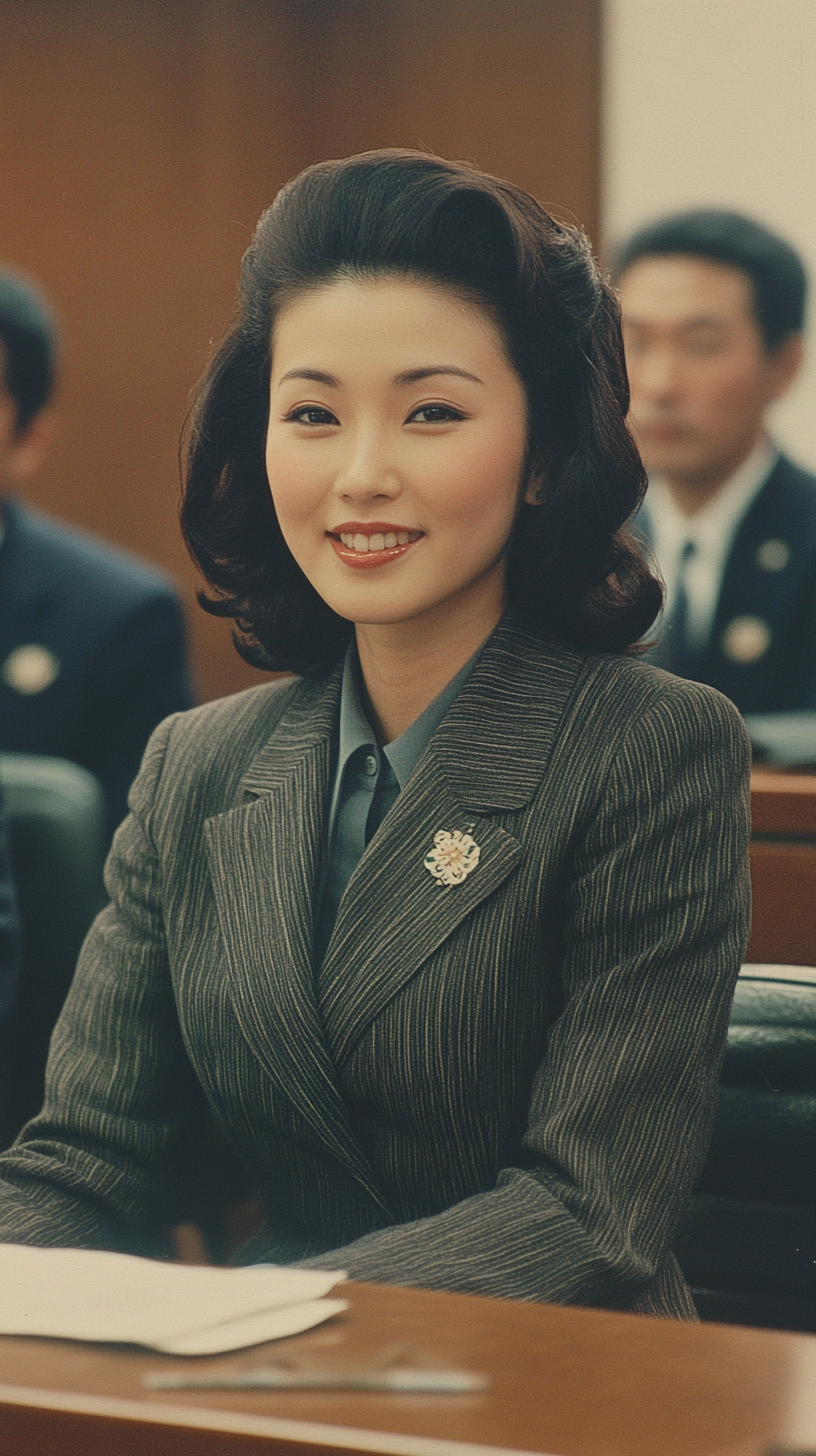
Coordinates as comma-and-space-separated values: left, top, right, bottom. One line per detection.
423, 829, 481, 888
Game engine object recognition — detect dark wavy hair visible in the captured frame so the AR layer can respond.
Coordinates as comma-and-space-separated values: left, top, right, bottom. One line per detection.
181, 149, 661, 676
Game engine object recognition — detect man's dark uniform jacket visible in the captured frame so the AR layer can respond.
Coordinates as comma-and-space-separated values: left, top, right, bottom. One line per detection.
638, 454, 816, 715
0, 783, 20, 1026
0, 782, 21, 1130
0, 497, 194, 836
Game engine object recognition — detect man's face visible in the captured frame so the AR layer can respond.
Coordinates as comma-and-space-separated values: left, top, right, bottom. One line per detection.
619, 255, 799, 490
0, 346, 54, 494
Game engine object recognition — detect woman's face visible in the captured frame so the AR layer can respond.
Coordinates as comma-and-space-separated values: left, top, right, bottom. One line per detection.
266, 275, 532, 632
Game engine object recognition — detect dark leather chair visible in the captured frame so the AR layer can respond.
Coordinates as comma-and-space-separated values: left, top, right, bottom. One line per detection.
674, 963, 816, 1333
0, 753, 107, 1145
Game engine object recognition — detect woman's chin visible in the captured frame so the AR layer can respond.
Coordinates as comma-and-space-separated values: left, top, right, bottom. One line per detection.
310, 574, 435, 629
319, 578, 504, 635
328, 598, 430, 629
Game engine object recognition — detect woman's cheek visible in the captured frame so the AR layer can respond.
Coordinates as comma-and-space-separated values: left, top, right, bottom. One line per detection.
267, 449, 319, 530
431, 440, 523, 533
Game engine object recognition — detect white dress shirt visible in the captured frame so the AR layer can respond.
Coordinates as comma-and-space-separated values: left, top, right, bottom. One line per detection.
644, 438, 778, 650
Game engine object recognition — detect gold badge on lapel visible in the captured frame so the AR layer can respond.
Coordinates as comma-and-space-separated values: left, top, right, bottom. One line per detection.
2, 644, 61, 695
720, 616, 772, 665
424, 829, 480, 888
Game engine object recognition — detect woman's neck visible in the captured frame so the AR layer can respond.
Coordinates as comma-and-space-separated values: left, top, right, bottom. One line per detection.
355, 585, 506, 745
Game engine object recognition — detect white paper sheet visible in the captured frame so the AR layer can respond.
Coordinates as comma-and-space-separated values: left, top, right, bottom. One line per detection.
154, 1299, 350, 1355
0, 1244, 347, 1353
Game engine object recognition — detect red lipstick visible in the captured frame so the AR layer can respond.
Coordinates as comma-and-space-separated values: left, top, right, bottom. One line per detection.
327, 521, 424, 571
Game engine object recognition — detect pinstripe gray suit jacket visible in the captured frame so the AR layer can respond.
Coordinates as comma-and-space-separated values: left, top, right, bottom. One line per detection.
0, 613, 751, 1318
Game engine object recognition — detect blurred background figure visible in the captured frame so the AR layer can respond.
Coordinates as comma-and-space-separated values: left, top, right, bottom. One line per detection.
0, 785, 19, 1019
0, 780, 21, 1140
616, 210, 815, 716
0, 271, 194, 839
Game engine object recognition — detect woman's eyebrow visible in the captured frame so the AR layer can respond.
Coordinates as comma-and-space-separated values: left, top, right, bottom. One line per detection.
277, 365, 485, 389
278, 368, 339, 388
395, 366, 484, 385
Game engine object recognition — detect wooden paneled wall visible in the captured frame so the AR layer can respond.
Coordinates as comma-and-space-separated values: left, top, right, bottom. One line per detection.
0, 0, 600, 703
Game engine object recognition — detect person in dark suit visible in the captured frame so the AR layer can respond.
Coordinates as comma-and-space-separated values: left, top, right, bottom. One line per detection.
0, 782, 21, 1136
615, 210, 816, 715
0, 154, 750, 1319
0, 271, 194, 837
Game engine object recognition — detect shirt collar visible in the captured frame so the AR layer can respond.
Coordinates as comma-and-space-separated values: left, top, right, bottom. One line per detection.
646, 436, 778, 566
336, 640, 484, 793
383, 649, 479, 788
336, 648, 377, 775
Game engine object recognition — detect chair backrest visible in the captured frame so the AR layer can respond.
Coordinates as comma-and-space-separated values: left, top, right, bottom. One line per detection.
0, 753, 107, 1144
748, 773, 816, 965
674, 963, 816, 1333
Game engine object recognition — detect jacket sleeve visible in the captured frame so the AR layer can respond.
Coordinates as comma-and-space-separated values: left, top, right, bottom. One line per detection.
87, 590, 195, 841
290, 679, 752, 1314
0, 714, 205, 1254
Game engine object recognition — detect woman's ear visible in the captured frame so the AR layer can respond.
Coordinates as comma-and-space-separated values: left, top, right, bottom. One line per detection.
523, 462, 547, 506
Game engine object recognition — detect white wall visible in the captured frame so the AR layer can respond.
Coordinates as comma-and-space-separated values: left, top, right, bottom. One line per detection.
603, 0, 816, 470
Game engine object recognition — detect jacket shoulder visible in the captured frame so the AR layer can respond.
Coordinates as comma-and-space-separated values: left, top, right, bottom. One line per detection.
758, 454, 816, 529
2, 498, 182, 609
463, 615, 746, 784
771, 452, 816, 494
579, 646, 742, 720
129, 676, 305, 823
543, 654, 750, 846
566, 650, 749, 768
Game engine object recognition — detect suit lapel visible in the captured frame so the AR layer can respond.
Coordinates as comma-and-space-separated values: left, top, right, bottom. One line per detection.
204, 672, 393, 1216
319, 615, 586, 1064
205, 616, 585, 1191
318, 759, 524, 1066
709, 461, 787, 639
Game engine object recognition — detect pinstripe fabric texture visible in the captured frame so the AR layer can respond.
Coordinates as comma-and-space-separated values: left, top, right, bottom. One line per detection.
0, 611, 751, 1318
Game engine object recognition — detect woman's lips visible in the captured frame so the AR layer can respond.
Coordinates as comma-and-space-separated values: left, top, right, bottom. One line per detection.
327, 523, 424, 571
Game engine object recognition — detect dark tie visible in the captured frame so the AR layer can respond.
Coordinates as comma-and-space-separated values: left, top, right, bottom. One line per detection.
670, 539, 695, 641
646, 539, 698, 675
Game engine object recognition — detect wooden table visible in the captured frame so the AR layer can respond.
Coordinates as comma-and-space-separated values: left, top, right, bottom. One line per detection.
0, 1281, 815, 1456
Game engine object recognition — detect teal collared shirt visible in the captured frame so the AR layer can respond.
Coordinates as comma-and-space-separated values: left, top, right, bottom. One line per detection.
314, 646, 481, 966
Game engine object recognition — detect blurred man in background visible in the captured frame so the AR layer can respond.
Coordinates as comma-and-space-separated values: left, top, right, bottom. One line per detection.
616, 209, 816, 716
0, 270, 194, 839
0, 784, 20, 1140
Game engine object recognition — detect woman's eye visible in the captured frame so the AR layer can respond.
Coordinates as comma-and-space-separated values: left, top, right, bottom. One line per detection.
408, 404, 465, 424
288, 406, 338, 426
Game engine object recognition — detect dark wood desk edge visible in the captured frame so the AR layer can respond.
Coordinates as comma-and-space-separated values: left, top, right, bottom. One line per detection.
0, 1382, 562, 1456
751, 772, 816, 837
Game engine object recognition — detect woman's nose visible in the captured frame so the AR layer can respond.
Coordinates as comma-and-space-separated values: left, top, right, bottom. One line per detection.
334, 433, 401, 502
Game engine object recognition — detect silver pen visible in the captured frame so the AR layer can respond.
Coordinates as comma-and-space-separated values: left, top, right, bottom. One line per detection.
145, 1366, 488, 1393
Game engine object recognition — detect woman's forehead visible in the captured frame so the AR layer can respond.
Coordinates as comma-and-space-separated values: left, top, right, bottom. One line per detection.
271, 276, 510, 378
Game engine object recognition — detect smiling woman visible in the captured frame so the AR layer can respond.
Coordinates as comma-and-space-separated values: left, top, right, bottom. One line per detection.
263, 275, 533, 737
181, 150, 660, 683
0, 152, 751, 1323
